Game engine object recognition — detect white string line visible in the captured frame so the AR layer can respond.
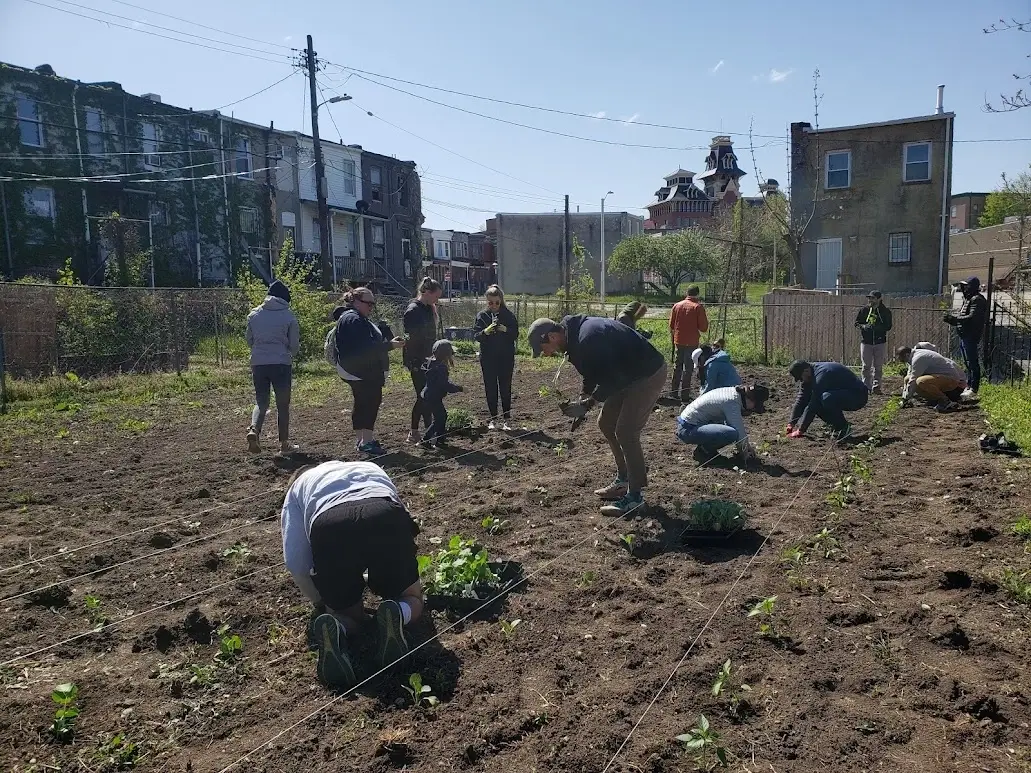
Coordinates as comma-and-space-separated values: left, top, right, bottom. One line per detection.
0, 441, 619, 664
599, 431, 854, 772
214, 442, 733, 772
0, 410, 579, 604
0, 393, 575, 583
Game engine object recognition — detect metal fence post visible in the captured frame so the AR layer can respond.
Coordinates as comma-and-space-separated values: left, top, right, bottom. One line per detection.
0, 328, 7, 415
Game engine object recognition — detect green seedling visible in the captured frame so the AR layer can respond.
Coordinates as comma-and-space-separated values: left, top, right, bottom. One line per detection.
446, 407, 473, 432
826, 474, 857, 509
1001, 568, 1031, 605
619, 533, 637, 552
499, 618, 522, 638
48, 682, 79, 743
94, 732, 142, 769
424, 485, 438, 501
711, 659, 732, 697
84, 593, 107, 628
538, 386, 555, 399
481, 515, 509, 535
504, 457, 519, 468
755, 440, 771, 456
809, 527, 842, 559
553, 441, 568, 457
685, 500, 747, 533
220, 542, 252, 566
418, 536, 500, 598
215, 624, 243, 662
780, 546, 806, 568
1012, 515, 1031, 540
849, 454, 873, 483
747, 596, 779, 639
707, 483, 725, 498
675, 715, 728, 770
403, 672, 439, 708
188, 663, 217, 687
575, 570, 597, 589
711, 659, 752, 718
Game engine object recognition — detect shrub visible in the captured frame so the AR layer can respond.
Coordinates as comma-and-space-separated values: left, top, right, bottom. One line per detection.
446, 407, 474, 433
686, 500, 747, 532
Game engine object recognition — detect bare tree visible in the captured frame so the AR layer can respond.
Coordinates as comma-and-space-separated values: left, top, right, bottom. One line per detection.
747, 69, 823, 288
984, 18, 1030, 112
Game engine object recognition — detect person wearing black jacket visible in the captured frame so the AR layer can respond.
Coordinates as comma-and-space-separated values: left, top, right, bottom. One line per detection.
419, 340, 464, 448
527, 314, 667, 517
944, 276, 988, 396
333, 287, 405, 456
473, 285, 519, 430
785, 360, 868, 440
854, 290, 893, 394
402, 278, 442, 443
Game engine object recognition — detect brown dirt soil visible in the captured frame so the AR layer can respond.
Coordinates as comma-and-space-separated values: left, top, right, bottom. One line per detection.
1, 362, 1030, 772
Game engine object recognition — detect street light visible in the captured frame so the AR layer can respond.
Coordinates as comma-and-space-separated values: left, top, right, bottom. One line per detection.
317, 94, 351, 109
600, 191, 614, 304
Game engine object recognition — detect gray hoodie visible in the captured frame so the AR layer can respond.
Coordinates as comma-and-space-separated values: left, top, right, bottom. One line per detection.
246, 296, 300, 366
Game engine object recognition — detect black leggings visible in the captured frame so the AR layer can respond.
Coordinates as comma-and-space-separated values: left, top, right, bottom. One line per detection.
346, 379, 382, 431
481, 355, 514, 419
408, 367, 431, 431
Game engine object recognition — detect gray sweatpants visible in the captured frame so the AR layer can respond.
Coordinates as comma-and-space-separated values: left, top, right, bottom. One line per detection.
597, 363, 668, 493
860, 343, 885, 390
251, 363, 292, 442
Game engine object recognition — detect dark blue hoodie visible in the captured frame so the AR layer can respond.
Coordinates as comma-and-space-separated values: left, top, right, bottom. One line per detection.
333, 305, 393, 384
562, 314, 665, 402
789, 362, 866, 432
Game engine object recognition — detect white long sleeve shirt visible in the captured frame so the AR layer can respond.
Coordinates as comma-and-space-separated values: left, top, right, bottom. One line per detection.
280, 461, 401, 604
678, 387, 749, 446
902, 348, 967, 399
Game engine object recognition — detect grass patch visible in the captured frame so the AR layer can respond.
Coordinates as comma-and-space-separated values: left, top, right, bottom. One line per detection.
978, 382, 1031, 449
637, 304, 765, 365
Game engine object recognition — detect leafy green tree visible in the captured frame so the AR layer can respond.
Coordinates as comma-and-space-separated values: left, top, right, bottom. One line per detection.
557, 234, 596, 300
979, 166, 1031, 227
607, 229, 720, 298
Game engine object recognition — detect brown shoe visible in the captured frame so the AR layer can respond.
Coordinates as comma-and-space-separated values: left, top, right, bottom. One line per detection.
594, 478, 628, 500
246, 428, 260, 453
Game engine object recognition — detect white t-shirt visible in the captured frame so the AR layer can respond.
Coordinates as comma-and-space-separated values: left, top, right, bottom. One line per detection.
280, 461, 401, 603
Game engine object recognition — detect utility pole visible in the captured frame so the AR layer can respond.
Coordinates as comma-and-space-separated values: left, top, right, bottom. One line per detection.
265, 120, 276, 279
305, 35, 333, 290
563, 195, 571, 312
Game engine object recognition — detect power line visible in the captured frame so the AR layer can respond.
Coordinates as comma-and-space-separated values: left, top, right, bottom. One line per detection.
1, 164, 279, 184
20, 0, 293, 65
138, 69, 303, 118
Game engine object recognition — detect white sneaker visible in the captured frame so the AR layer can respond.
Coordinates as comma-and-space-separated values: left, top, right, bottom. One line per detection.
501, 422, 512, 431
960, 388, 975, 401
487, 420, 497, 431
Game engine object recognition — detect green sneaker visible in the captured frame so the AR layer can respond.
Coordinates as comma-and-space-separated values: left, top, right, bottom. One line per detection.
599, 491, 644, 518
374, 600, 410, 669
312, 614, 357, 690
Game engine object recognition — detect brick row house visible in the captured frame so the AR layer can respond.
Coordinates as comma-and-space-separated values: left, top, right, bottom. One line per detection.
0, 61, 422, 292
419, 228, 495, 295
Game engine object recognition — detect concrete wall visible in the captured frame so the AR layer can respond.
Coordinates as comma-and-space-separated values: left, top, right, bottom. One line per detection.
790, 114, 953, 294
949, 221, 1028, 286
495, 212, 644, 295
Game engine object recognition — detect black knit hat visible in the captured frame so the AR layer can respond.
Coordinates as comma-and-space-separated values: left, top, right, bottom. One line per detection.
267, 280, 291, 303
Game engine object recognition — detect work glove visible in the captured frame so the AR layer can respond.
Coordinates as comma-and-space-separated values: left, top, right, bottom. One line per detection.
561, 397, 594, 432
484, 322, 497, 335
787, 429, 804, 439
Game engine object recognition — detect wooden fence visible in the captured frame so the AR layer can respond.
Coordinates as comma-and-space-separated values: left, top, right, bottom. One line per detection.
763, 289, 953, 365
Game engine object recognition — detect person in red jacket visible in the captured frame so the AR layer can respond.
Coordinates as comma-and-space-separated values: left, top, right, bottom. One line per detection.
668, 286, 709, 401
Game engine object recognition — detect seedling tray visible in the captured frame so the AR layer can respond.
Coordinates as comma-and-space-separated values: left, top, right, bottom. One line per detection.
425, 560, 524, 616
680, 527, 751, 547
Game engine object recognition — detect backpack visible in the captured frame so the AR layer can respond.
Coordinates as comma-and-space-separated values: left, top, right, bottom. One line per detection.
324, 325, 338, 366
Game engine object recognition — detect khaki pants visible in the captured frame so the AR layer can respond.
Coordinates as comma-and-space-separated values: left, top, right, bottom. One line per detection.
915, 374, 964, 403
860, 343, 885, 390
597, 363, 667, 493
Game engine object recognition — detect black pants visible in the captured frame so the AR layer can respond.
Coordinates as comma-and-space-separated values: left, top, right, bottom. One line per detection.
960, 335, 981, 393
481, 355, 514, 419
250, 363, 291, 441
671, 345, 694, 400
346, 379, 382, 431
408, 367, 432, 432
423, 398, 448, 443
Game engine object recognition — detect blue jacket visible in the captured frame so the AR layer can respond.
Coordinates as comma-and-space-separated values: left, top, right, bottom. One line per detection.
699, 350, 741, 395
790, 362, 866, 432
421, 359, 462, 403
562, 315, 665, 402
334, 306, 392, 385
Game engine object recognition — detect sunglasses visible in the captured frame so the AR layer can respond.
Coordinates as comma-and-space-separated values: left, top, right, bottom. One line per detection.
357, 297, 376, 307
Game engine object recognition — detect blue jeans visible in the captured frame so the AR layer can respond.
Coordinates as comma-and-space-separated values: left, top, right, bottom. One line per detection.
811, 388, 868, 431
959, 336, 981, 393
675, 421, 740, 451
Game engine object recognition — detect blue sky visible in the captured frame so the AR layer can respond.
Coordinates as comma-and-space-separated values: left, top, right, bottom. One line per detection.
2, 0, 1029, 230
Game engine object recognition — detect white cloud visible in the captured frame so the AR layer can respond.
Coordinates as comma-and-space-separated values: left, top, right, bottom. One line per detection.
589, 110, 606, 119
284, 35, 293, 42
710, 60, 724, 74
766, 68, 793, 83
622, 113, 639, 124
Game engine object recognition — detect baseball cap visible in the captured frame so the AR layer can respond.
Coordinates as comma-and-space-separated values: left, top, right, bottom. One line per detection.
958, 276, 981, 291
527, 318, 561, 357
866, 290, 882, 299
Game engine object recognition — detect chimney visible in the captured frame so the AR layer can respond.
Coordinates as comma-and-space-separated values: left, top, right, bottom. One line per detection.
935, 85, 944, 115
142, 93, 162, 103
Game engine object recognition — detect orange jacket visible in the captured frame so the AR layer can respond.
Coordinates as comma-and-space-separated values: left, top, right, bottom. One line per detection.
669, 297, 709, 347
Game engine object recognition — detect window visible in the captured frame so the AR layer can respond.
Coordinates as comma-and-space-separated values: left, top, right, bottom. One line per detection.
372, 223, 385, 259
150, 200, 170, 226
455, 241, 468, 259
903, 142, 931, 182
343, 159, 356, 196
17, 95, 43, 147
235, 137, 252, 178
85, 108, 104, 155
24, 187, 55, 220
889, 232, 912, 264
401, 228, 412, 261
825, 151, 851, 189
435, 240, 451, 259
240, 207, 258, 234
398, 173, 410, 207
950, 205, 957, 218
370, 166, 382, 186
141, 122, 160, 168
191, 128, 211, 146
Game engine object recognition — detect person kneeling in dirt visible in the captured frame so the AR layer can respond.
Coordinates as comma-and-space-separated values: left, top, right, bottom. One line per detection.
527, 314, 667, 517
896, 343, 966, 413
676, 384, 769, 464
786, 360, 868, 441
281, 460, 423, 690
